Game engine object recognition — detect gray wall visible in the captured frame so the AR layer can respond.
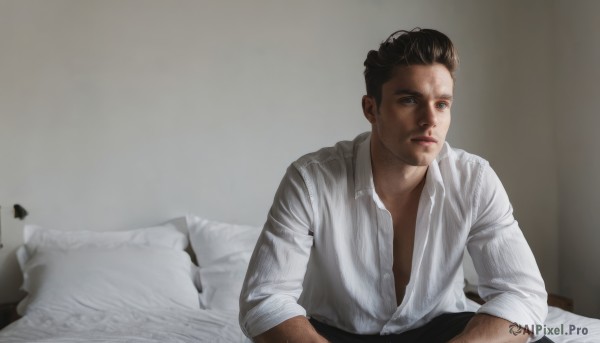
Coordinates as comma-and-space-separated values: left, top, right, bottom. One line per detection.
0, 0, 592, 317
554, 0, 600, 318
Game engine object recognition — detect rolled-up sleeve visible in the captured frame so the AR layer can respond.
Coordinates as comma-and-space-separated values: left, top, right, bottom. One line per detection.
467, 164, 548, 341
239, 164, 315, 338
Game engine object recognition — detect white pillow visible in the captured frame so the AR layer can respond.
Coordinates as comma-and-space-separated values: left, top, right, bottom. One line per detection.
17, 248, 200, 315
463, 249, 479, 293
16, 218, 200, 315
187, 216, 262, 311
22, 217, 188, 257
198, 259, 254, 311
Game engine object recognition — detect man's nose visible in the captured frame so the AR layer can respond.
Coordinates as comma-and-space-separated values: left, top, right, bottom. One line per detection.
418, 103, 438, 128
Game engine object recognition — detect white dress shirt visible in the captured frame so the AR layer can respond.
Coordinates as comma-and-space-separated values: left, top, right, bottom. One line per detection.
239, 132, 548, 340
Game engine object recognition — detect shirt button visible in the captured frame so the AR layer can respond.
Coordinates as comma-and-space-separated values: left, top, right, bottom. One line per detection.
383, 273, 391, 279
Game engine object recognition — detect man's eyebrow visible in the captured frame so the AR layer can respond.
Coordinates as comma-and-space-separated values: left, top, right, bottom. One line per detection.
392, 89, 453, 100
393, 89, 422, 96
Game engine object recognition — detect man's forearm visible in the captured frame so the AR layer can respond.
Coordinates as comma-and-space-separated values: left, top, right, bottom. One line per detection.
253, 315, 329, 343
448, 313, 529, 343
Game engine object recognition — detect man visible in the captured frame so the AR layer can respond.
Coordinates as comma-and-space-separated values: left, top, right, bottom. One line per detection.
239, 28, 550, 343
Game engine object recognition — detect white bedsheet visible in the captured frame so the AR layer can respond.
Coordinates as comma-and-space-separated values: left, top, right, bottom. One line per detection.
1, 304, 598, 342
465, 299, 600, 343
0, 308, 251, 343
544, 306, 600, 343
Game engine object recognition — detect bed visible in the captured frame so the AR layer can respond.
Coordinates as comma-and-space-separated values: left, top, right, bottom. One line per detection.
0, 216, 598, 342
0, 216, 254, 342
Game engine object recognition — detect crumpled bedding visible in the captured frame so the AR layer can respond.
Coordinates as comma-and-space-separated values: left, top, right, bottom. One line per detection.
0, 308, 251, 343
2, 303, 598, 343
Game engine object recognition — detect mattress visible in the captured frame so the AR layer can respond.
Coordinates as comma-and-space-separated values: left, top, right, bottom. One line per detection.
0, 308, 250, 343
2, 305, 599, 343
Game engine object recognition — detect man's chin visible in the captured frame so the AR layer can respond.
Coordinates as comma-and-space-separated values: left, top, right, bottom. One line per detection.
405, 152, 437, 167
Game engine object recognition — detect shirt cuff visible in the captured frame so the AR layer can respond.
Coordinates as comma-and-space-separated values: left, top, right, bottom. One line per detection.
476, 292, 548, 341
240, 295, 307, 338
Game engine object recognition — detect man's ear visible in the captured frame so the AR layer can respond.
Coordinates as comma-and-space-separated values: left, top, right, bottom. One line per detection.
362, 95, 377, 124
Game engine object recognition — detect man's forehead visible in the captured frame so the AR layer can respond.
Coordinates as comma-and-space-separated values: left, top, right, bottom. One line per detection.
391, 63, 453, 74
389, 64, 453, 80
384, 64, 454, 95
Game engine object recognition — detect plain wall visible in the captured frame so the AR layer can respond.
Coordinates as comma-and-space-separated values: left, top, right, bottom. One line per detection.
0, 0, 565, 314
554, 0, 600, 318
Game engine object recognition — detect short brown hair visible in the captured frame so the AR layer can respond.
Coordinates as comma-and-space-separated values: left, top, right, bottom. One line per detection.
363, 28, 459, 106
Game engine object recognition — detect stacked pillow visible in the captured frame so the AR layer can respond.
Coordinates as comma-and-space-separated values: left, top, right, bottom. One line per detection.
462, 249, 480, 293
16, 216, 483, 316
16, 218, 201, 315
186, 216, 262, 311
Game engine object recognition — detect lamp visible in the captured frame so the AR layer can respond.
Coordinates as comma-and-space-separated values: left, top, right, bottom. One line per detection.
0, 204, 29, 249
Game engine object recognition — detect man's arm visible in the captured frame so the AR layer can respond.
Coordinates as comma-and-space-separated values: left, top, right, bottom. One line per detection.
448, 314, 528, 343
465, 164, 548, 341
253, 316, 329, 343
239, 165, 316, 338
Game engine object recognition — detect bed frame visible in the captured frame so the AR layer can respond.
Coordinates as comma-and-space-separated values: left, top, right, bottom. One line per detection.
0, 302, 18, 330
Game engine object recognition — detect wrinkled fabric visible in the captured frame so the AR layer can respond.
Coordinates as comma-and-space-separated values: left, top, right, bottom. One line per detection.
0, 308, 249, 342
240, 132, 547, 341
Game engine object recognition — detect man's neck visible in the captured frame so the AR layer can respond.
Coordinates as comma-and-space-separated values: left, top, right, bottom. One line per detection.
370, 144, 429, 201
373, 163, 427, 202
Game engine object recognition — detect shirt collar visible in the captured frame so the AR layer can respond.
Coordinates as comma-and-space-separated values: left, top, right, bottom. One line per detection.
354, 132, 374, 198
423, 142, 447, 199
353, 133, 447, 199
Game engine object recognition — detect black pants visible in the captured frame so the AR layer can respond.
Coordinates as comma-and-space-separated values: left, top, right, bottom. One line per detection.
309, 312, 554, 343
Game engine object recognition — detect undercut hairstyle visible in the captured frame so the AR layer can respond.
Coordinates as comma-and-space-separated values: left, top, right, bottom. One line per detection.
363, 28, 459, 106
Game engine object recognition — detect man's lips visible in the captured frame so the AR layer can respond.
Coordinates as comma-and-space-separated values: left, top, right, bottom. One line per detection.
411, 136, 438, 143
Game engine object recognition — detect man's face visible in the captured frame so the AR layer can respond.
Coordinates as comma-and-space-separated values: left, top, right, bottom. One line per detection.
363, 63, 453, 167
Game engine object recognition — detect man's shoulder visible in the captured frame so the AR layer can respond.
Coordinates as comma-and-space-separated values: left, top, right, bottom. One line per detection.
437, 142, 490, 170
292, 132, 369, 170
435, 144, 493, 202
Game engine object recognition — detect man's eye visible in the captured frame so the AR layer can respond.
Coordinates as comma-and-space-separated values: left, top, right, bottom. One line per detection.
436, 102, 450, 110
399, 97, 417, 104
